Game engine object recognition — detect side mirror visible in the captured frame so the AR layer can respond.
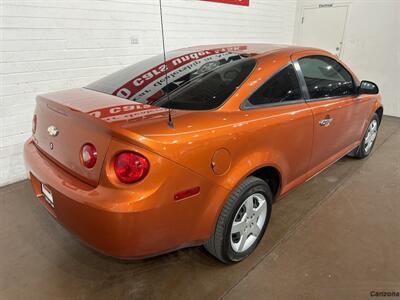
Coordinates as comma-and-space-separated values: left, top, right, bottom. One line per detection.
358, 80, 379, 95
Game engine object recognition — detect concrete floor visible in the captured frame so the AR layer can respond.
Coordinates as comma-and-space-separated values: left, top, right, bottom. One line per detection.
0, 116, 399, 300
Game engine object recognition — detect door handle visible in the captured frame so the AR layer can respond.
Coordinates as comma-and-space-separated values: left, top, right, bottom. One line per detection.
319, 116, 334, 127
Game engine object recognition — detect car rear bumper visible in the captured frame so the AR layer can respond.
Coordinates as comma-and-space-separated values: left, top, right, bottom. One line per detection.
23, 138, 229, 258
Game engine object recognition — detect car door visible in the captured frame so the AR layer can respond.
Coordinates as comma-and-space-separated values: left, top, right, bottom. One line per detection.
291, 53, 360, 172
241, 63, 314, 192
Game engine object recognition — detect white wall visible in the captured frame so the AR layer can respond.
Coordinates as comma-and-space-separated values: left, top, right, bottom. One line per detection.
294, 0, 400, 117
0, 0, 298, 186
161, 0, 297, 50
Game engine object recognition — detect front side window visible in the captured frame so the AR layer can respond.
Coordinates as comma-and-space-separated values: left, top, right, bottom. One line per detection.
298, 56, 355, 100
246, 64, 302, 107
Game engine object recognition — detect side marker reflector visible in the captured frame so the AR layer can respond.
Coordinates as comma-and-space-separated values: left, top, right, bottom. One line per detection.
174, 186, 200, 201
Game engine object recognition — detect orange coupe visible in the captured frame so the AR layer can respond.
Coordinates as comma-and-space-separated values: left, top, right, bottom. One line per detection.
24, 44, 383, 263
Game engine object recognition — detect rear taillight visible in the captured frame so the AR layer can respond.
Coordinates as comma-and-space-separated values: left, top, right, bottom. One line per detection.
80, 143, 97, 169
114, 152, 149, 184
32, 115, 37, 134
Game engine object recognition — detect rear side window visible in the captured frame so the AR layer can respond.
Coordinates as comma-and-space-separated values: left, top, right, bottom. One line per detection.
246, 64, 302, 107
155, 59, 256, 110
298, 56, 355, 100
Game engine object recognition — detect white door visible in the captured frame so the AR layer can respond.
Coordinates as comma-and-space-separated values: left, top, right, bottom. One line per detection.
298, 5, 348, 57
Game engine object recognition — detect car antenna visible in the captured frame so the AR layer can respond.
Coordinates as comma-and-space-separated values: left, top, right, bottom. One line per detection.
158, 0, 174, 128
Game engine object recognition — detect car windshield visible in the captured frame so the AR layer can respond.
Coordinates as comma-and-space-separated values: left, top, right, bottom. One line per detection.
86, 48, 256, 110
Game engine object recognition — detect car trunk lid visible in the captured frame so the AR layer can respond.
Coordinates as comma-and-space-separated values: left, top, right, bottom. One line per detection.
32, 88, 171, 186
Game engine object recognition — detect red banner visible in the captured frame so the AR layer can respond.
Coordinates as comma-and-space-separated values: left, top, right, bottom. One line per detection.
202, 0, 249, 6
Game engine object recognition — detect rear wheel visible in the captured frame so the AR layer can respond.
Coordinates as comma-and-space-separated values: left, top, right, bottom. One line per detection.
204, 176, 272, 263
349, 113, 380, 159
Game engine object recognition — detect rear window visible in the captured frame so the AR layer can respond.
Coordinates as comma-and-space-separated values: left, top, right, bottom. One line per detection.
86, 50, 256, 110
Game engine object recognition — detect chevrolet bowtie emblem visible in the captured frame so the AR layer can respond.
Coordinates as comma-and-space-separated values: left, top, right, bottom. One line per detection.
47, 125, 59, 137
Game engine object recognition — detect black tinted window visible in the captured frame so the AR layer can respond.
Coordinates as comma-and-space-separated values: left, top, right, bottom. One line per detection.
247, 64, 302, 106
298, 56, 355, 99
155, 59, 256, 110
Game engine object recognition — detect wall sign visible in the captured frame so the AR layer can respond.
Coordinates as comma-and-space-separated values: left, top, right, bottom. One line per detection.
319, 4, 333, 8
202, 0, 249, 7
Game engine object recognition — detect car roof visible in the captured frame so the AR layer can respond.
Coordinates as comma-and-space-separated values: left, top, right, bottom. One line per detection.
177, 43, 319, 58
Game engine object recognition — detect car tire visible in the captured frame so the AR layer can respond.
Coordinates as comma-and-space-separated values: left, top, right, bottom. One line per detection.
204, 176, 272, 263
348, 113, 380, 159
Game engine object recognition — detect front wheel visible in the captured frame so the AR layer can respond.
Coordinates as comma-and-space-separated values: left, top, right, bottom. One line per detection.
349, 113, 380, 159
204, 176, 272, 263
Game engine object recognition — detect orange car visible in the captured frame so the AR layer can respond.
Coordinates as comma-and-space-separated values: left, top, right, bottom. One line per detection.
24, 44, 383, 263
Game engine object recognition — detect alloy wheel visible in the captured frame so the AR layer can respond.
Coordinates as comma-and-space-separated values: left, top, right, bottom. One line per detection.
230, 193, 267, 253
364, 119, 378, 153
